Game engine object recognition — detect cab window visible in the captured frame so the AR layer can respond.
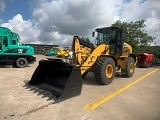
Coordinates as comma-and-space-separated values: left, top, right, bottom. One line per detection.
3, 36, 8, 47
0, 36, 2, 45
12, 40, 16, 45
0, 36, 2, 52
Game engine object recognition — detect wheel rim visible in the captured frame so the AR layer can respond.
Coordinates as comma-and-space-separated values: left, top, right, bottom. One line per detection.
20, 60, 25, 65
105, 64, 113, 78
129, 62, 134, 73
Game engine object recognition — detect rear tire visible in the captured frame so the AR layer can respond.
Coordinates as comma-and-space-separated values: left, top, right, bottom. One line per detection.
94, 57, 116, 85
121, 57, 135, 77
16, 58, 28, 68
82, 72, 88, 78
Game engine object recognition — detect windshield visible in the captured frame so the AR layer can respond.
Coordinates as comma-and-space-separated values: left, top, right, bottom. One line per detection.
17, 40, 21, 45
96, 28, 115, 45
16, 34, 22, 45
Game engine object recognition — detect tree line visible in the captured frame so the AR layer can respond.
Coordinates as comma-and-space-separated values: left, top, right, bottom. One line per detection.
111, 19, 159, 61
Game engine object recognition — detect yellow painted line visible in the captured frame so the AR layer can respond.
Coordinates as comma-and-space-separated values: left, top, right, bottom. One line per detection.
84, 67, 160, 111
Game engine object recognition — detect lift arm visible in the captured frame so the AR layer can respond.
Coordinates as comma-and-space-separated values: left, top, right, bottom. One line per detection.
72, 36, 110, 74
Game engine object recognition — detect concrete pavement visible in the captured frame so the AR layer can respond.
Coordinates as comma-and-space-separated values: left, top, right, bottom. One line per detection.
0, 55, 160, 120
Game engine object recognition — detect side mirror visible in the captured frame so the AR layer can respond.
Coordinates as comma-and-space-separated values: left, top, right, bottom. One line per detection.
92, 31, 95, 37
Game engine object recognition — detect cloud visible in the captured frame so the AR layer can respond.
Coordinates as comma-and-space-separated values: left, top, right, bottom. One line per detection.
0, 0, 160, 46
120, 0, 160, 45
146, 13, 160, 45
31, 0, 123, 45
31, 0, 160, 45
1, 14, 40, 44
0, 0, 6, 12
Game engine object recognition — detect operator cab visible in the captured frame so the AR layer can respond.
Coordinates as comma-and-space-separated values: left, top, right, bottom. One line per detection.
93, 27, 124, 56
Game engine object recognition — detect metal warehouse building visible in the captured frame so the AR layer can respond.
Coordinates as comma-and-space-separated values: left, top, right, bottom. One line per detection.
25, 44, 59, 55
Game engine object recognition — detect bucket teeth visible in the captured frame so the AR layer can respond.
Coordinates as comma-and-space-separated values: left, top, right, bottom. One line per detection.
25, 85, 31, 89
33, 88, 39, 93
44, 92, 51, 96
37, 90, 45, 95
47, 96, 55, 101
41, 91, 52, 98
29, 86, 36, 91
42, 94, 47, 98
23, 84, 28, 87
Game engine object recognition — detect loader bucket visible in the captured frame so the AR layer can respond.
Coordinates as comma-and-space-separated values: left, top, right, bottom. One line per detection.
27, 59, 82, 103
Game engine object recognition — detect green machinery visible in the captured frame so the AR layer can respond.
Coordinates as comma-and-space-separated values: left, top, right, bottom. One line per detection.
45, 48, 58, 56
0, 27, 36, 68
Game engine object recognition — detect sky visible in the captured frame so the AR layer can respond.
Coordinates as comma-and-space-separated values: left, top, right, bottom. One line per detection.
0, 0, 160, 46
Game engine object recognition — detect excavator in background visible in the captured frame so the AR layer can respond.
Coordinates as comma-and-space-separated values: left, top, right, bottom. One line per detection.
45, 46, 59, 56
27, 26, 136, 102
0, 27, 36, 68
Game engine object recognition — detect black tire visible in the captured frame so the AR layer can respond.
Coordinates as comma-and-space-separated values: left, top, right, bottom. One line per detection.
16, 58, 28, 68
146, 63, 149, 68
121, 57, 135, 77
94, 57, 116, 85
82, 71, 88, 78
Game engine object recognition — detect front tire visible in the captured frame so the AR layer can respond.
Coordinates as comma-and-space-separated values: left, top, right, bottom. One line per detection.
82, 71, 88, 78
16, 58, 28, 68
121, 57, 135, 77
94, 57, 116, 85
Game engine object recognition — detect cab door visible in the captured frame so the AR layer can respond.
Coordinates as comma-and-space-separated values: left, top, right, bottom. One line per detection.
0, 36, 2, 53
0, 36, 9, 53
115, 28, 124, 55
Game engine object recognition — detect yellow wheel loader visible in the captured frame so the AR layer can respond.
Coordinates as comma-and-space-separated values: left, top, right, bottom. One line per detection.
27, 26, 136, 102
56, 47, 70, 58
